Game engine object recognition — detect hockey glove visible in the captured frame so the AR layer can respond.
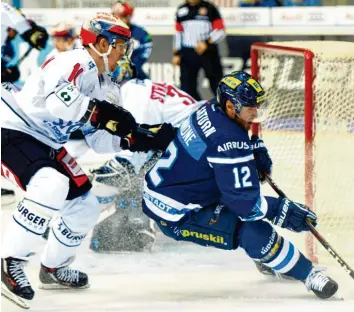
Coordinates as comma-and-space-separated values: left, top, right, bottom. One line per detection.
88, 99, 137, 138
1, 65, 20, 82
251, 135, 272, 183
21, 21, 48, 50
272, 198, 317, 233
120, 123, 176, 152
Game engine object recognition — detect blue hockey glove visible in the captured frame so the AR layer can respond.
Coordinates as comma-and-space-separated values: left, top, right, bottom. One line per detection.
251, 135, 272, 182
272, 198, 317, 232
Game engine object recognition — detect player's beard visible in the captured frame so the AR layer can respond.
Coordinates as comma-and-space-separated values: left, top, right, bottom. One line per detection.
234, 115, 252, 131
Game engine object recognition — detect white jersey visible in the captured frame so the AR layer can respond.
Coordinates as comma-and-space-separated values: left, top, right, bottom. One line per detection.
45, 39, 83, 61
1, 48, 123, 153
1, 3, 31, 47
111, 78, 205, 169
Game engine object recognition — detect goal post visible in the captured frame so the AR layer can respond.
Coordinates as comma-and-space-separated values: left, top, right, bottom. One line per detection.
250, 41, 354, 265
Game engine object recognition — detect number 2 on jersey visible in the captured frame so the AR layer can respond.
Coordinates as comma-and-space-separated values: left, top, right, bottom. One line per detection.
233, 166, 252, 188
149, 142, 178, 187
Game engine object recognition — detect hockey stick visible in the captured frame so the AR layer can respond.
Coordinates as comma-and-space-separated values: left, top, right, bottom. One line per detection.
16, 46, 33, 66
264, 173, 354, 280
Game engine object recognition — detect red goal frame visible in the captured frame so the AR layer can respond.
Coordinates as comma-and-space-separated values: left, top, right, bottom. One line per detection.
250, 42, 318, 263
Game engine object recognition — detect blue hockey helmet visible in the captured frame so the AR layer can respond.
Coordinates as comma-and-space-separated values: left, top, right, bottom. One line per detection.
216, 71, 266, 114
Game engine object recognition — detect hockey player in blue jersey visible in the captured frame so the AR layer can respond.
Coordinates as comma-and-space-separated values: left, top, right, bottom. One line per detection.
111, 1, 152, 80
142, 71, 338, 299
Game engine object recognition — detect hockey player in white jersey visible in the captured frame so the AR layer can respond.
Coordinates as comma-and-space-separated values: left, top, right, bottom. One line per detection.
49, 21, 81, 54
1, 2, 48, 82
1, 12, 174, 308
89, 61, 205, 252
1, 3, 48, 205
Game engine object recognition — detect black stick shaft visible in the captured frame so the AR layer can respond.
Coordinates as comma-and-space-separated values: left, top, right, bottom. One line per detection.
16, 46, 33, 66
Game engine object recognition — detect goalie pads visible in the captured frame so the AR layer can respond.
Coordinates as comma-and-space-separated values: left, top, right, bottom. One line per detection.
89, 155, 159, 252
89, 157, 133, 210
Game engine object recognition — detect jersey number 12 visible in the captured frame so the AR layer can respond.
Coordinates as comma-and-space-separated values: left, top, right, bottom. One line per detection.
233, 166, 252, 188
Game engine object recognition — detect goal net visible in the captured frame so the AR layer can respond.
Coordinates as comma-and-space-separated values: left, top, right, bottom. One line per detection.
251, 41, 354, 265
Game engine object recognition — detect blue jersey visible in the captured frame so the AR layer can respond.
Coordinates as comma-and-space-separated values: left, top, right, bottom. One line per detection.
143, 100, 269, 223
1, 39, 15, 67
130, 24, 152, 73
111, 24, 152, 81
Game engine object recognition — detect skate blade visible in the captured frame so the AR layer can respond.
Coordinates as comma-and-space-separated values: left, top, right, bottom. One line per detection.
1, 284, 30, 309
321, 294, 344, 301
39, 283, 90, 290
331, 292, 344, 301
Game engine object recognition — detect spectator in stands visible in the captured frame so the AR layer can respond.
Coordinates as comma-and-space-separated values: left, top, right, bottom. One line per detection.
111, 0, 152, 79
172, 0, 226, 101
239, 0, 280, 7
283, 0, 321, 5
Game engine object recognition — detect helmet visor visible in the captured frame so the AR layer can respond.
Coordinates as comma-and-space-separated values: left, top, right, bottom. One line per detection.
112, 38, 133, 58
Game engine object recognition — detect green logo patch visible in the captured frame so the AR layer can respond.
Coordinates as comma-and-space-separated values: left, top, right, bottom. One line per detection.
55, 83, 81, 107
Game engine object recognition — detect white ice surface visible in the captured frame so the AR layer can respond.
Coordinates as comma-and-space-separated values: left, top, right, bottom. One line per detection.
1, 204, 354, 312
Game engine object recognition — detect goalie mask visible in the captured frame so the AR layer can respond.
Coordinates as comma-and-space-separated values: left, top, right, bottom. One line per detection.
111, 56, 134, 84
89, 157, 133, 210
216, 71, 268, 122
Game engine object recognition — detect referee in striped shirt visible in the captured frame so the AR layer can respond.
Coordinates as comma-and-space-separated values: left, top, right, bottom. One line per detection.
172, 0, 226, 101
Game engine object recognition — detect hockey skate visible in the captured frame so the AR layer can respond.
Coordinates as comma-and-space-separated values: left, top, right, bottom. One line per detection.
1, 257, 34, 309
304, 267, 338, 299
254, 261, 295, 280
39, 263, 90, 290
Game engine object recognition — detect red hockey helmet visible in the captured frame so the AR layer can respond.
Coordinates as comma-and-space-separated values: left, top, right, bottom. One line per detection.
52, 22, 77, 39
80, 12, 131, 46
80, 12, 133, 73
111, 1, 134, 19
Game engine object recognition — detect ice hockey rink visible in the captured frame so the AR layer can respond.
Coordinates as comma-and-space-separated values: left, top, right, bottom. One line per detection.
1, 199, 354, 312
